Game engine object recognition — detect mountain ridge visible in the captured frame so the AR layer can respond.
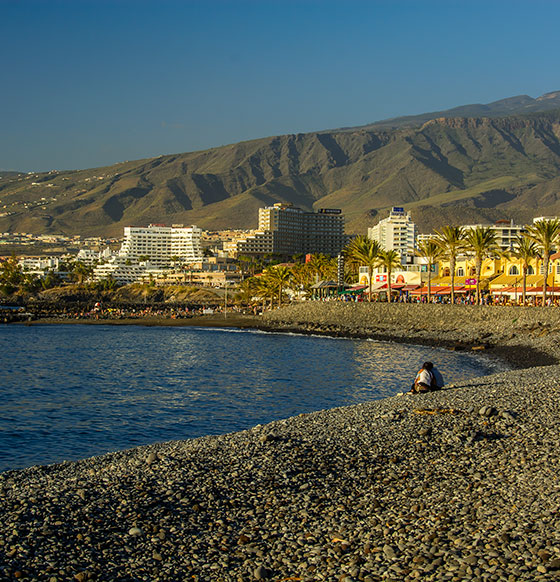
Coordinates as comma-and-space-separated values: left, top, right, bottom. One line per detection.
1, 93, 560, 238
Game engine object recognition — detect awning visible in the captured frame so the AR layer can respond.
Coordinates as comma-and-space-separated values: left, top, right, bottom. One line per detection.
525, 286, 560, 295
491, 286, 560, 297
310, 280, 338, 289
410, 285, 467, 296
339, 286, 367, 295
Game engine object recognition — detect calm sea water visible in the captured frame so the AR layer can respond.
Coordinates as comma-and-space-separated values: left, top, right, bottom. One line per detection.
0, 324, 506, 472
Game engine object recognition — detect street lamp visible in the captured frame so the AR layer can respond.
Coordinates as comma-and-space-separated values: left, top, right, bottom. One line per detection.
224, 279, 228, 319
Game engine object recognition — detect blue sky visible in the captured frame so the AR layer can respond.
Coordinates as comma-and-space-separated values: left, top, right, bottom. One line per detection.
2, 0, 559, 171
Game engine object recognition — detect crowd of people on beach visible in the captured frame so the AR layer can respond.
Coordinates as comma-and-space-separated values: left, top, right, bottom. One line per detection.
24, 302, 250, 321
320, 292, 560, 306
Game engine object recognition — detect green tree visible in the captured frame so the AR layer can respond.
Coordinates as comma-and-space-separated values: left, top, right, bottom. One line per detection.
434, 226, 467, 305
0, 256, 24, 295
306, 254, 336, 282
344, 236, 382, 301
376, 249, 401, 303
464, 227, 499, 305
289, 262, 313, 297
71, 261, 93, 284
416, 239, 444, 303
237, 255, 263, 278
235, 277, 259, 305
20, 272, 41, 293
254, 275, 276, 311
41, 270, 62, 290
265, 265, 292, 306
510, 236, 539, 305
526, 218, 560, 305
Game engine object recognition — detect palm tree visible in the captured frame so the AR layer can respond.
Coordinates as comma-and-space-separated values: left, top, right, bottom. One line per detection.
344, 236, 382, 301
235, 277, 259, 306
376, 249, 401, 303
237, 254, 263, 278
266, 265, 292, 306
526, 218, 560, 305
306, 254, 335, 282
464, 227, 499, 305
434, 226, 466, 305
510, 236, 539, 305
254, 275, 276, 311
290, 262, 313, 298
416, 239, 444, 303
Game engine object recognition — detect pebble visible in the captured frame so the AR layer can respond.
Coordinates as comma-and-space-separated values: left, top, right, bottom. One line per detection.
128, 527, 142, 537
1, 304, 560, 581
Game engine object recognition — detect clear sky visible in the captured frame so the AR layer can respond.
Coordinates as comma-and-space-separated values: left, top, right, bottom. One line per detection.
2, 0, 559, 172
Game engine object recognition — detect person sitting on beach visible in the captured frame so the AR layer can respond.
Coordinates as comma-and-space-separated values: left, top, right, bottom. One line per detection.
411, 361, 439, 393
431, 364, 444, 390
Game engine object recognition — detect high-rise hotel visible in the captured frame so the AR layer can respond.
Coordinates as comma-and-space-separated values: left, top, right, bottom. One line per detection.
368, 207, 416, 264
226, 203, 348, 257
94, 224, 203, 283
118, 224, 203, 265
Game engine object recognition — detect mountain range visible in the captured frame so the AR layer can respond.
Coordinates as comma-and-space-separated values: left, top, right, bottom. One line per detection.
1, 90, 560, 237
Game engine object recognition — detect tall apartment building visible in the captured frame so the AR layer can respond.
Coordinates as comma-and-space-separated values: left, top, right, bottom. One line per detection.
463, 220, 525, 251
368, 207, 416, 263
118, 224, 203, 265
229, 203, 347, 257
417, 219, 526, 252
94, 224, 203, 283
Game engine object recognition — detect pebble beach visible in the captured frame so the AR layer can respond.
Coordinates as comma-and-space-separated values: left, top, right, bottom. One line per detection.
2, 303, 560, 581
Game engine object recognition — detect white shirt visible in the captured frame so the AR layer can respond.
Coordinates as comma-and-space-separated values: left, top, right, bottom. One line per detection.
416, 368, 432, 386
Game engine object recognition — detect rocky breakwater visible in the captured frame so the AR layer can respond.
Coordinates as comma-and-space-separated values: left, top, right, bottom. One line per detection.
261, 303, 560, 368
1, 366, 560, 581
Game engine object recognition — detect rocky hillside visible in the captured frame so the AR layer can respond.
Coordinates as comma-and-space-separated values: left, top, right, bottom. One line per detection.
1, 103, 560, 237
345, 90, 560, 130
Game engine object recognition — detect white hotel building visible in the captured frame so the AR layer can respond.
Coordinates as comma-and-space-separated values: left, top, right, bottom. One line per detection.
368, 207, 416, 264
94, 224, 203, 283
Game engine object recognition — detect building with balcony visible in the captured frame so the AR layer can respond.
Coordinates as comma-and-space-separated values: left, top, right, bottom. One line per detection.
118, 224, 203, 266
368, 207, 416, 263
227, 203, 348, 257
93, 224, 203, 283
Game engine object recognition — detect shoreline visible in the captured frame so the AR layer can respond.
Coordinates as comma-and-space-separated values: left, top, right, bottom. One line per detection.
22, 303, 560, 369
3, 304, 560, 580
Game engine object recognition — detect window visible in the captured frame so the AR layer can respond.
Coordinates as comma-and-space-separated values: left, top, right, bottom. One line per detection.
457, 267, 464, 276
509, 265, 519, 276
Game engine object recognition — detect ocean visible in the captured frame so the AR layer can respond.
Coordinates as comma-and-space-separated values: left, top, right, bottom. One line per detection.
0, 324, 506, 471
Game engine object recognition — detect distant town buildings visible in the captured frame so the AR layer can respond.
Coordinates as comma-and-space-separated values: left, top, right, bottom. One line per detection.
3, 210, 560, 292
225, 203, 348, 257
368, 207, 416, 264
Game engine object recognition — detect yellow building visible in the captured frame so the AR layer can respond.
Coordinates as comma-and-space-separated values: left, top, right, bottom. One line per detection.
490, 251, 560, 290
431, 257, 502, 288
